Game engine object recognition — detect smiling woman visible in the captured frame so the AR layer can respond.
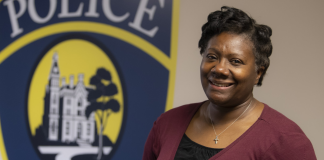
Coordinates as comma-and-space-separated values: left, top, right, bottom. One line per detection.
201, 33, 259, 107
143, 6, 317, 160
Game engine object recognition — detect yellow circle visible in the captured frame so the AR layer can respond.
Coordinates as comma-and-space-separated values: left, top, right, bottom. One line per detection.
28, 39, 124, 144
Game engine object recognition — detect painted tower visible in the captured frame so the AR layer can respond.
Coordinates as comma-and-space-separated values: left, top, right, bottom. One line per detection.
48, 53, 60, 141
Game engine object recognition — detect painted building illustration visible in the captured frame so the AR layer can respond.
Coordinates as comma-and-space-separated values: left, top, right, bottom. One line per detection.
42, 53, 96, 145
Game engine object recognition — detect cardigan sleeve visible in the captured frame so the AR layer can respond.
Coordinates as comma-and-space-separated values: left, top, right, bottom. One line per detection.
262, 132, 317, 160
142, 121, 160, 160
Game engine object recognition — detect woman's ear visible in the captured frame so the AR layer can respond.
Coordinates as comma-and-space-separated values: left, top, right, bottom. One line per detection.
255, 66, 265, 85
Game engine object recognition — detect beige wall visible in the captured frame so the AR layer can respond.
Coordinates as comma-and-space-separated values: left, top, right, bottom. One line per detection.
174, 0, 324, 159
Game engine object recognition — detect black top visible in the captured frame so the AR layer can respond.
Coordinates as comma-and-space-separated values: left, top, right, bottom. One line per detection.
174, 134, 223, 160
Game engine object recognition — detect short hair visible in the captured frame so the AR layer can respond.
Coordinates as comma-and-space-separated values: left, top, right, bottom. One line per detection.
198, 6, 272, 86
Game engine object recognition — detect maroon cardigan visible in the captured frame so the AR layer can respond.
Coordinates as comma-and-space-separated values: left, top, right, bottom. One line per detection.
143, 102, 317, 160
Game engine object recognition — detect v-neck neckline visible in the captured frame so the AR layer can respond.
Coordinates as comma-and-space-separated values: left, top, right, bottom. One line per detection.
169, 101, 268, 160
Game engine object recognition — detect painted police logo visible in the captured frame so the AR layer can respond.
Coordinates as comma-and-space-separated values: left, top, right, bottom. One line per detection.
27, 37, 124, 160
0, 0, 178, 159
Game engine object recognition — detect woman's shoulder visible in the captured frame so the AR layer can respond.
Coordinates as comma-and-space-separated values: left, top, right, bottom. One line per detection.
259, 105, 317, 159
254, 104, 317, 159
259, 104, 314, 149
155, 101, 204, 126
161, 101, 204, 117
260, 104, 305, 134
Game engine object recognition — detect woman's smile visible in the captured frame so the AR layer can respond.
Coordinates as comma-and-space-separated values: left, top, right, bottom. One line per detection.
209, 80, 234, 88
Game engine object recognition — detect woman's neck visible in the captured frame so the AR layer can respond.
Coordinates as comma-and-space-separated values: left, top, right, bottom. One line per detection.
202, 97, 257, 125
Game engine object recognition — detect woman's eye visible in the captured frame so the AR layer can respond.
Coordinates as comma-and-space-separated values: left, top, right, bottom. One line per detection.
206, 54, 217, 59
231, 59, 242, 64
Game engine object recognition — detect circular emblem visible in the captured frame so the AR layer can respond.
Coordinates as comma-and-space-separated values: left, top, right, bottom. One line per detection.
27, 35, 125, 160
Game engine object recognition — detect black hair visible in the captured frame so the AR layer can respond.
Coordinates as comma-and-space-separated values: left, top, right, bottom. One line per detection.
198, 6, 272, 86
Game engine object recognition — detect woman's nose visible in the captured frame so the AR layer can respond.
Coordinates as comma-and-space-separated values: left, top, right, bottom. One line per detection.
212, 60, 229, 77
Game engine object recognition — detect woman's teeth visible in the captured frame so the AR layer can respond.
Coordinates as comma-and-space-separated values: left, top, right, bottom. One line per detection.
212, 82, 231, 87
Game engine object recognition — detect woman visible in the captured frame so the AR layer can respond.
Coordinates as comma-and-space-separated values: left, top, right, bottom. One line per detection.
143, 6, 316, 160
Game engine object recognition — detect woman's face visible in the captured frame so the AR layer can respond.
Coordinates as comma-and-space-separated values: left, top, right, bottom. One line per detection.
200, 32, 262, 107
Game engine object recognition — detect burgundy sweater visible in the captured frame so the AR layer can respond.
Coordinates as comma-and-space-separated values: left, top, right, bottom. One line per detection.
143, 102, 317, 160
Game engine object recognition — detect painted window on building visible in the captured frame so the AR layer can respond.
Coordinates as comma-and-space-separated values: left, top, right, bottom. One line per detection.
87, 123, 91, 135
78, 98, 82, 107
51, 121, 55, 134
77, 123, 82, 138
66, 122, 69, 135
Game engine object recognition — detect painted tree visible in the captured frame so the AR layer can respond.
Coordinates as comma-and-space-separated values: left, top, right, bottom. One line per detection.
86, 68, 120, 160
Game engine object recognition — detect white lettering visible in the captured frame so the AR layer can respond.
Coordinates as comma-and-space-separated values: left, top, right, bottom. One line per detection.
85, 0, 99, 17
129, 0, 158, 37
102, 0, 129, 22
4, 0, 164, 38
58, 0, 83, 18
3, 0, 26, 38
28, 0, 57, 24
158, 0, 165, 8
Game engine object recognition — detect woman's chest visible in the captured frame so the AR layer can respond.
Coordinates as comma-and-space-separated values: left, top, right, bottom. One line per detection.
156, 122, 275, 160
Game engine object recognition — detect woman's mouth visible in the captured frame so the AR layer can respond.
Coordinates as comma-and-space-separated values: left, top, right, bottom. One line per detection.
209, 81, 234, 87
